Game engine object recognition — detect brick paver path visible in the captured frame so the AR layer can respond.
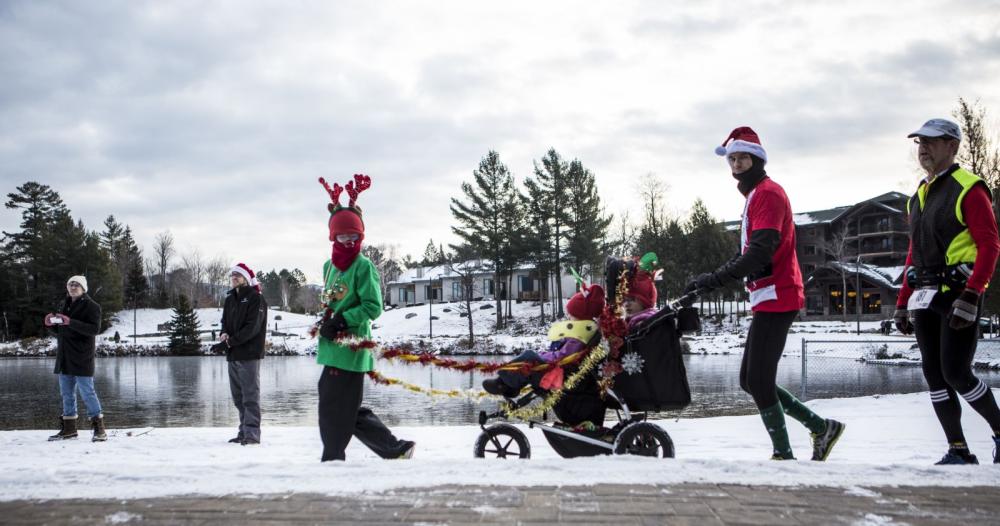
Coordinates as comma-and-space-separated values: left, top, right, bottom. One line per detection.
3, 484, 998, 525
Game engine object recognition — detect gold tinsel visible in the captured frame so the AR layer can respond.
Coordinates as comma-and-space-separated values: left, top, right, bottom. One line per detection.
501, 341, 610, 421
367, 371, 504, 400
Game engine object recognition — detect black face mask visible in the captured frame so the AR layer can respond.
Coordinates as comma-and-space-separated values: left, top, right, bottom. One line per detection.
733, 155, 767, 195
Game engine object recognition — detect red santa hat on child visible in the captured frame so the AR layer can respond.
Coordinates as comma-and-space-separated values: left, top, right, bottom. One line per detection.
566, 284, 606, 320
714, 126, 767, 163
628, 271, 657, 309
231, 262, 261, 292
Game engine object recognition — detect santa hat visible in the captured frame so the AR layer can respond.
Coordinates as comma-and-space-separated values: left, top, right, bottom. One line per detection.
67, 275, 88, 293
627, 270, 657, 309
319, 174, 370, 241
714, 126, 767, 163
566, 284, 606, 320
231, 263, 261, 291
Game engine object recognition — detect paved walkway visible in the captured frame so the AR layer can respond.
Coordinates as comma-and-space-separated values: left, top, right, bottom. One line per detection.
3, 484, 999, 525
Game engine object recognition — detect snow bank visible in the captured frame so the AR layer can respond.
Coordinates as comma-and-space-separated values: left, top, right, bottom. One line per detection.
1, 391, 998, 501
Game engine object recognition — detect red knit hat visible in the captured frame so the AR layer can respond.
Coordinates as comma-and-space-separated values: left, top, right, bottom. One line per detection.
715, 126, 768, 163
319, 174, 370, 241
627, 270, 657, 309
566, 284, 606, 320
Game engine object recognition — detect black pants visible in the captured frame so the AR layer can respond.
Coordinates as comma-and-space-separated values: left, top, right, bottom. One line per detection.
317, 366, 406, 461
914, 304, 1000, 444
740, 310, 797, 410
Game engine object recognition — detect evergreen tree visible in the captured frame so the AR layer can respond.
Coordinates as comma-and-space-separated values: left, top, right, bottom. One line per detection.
564, 159, 612, 283
683, 199, 737, 306
421, 239, 440, 266
3, 182, 118, 336
450, 150, 524, 328
523, 174, 557, 322
167, 294, 201, 355
258, 270, 282, 307
523, 149, 573, 318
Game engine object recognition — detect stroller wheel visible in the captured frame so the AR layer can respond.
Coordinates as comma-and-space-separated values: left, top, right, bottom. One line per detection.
613, 422, 675, 458
474, 423, 531, 459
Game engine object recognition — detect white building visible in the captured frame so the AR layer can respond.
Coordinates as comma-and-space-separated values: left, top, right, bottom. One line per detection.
386, 260, 578, 307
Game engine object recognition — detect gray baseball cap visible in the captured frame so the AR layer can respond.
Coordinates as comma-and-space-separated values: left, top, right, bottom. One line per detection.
907, 118, 961, 141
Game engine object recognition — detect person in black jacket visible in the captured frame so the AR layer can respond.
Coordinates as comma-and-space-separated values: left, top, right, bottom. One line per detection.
217, 263, 267, 445
45, 275, 106, 442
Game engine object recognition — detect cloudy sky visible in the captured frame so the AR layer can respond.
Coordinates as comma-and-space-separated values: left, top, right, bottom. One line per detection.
2, 1, 999, 282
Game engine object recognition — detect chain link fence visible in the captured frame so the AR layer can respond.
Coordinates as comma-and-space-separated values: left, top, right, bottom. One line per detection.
799, 338, 1000, 401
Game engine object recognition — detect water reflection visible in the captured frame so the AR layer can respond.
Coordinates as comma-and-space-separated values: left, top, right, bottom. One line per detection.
1, 355, 996, 430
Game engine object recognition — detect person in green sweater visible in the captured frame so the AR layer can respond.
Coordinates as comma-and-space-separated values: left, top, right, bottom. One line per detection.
311, 174, 415, 462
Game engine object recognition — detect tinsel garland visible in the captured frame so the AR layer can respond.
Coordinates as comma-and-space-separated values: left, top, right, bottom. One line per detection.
366, 371, 503, 400
501, 342, 609, 421
328, 334, 588, 377
595, 265, 631, 393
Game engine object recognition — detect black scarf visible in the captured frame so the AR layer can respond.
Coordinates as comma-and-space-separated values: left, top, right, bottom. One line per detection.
734, 155, 767, 196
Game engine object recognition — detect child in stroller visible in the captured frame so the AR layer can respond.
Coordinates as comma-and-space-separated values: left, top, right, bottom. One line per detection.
473, 253, 694, 459
481, 281, 606, 399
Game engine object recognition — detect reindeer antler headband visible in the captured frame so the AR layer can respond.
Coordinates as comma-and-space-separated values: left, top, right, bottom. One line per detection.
318, 173, 372, 214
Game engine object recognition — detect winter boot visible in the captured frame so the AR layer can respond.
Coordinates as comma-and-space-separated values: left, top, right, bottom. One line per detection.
393, 440, 416, 459
48, 416, 78, 441
935, 447, 979, 465
810, 419, 846, 461
91, 415, 107, 442
770, 452, 796, 460
482, 378, 518, 398
228, 435, 244, 444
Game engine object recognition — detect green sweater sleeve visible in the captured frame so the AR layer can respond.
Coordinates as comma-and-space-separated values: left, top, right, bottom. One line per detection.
341, 259, 383, 329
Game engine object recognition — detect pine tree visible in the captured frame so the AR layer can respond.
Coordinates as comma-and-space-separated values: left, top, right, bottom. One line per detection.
524, 149, 573, 318
167, 294, 201, 355
422, 239, 440, 266
683, 199, 737, 306
3, 182, 119, 336
450, 150, 524, 328
564, 159, 612, 283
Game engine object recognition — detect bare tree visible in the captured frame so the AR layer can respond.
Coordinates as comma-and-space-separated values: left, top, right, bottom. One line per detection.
822, 224, 851, 321
610, 210, 638, 257
204, 256, 229, 306
953, 97, 1000, 316
362, 243, 403, 306
638, 173, 669, 238
445, 246, 483, 347
180, 249, 206, 306
153, 231, 175, 305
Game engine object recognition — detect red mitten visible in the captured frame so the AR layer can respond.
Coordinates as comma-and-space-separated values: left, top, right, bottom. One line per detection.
540, 366, 564, 390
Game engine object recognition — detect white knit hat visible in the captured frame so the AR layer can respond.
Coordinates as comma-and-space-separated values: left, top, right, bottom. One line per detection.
67, 275, 88, 293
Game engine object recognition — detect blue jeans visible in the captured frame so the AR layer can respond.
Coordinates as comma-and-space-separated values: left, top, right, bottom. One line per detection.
58, 374, 102, 418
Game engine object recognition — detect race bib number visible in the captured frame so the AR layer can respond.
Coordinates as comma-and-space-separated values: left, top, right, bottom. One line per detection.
907, 288, 937, 310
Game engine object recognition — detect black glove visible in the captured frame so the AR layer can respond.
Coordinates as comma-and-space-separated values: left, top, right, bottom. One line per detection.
319, 313, 349, 340
210, 342, 229, 354
685, 272, 724, 295
892, 308, 913, 335
948, 289, 980, 330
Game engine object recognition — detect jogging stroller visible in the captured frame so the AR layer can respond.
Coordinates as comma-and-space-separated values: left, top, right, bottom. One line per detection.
473, 291, 699, 459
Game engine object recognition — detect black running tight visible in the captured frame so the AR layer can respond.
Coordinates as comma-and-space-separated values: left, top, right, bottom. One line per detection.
740, 310, 798, 410
913, 306, 1000, 444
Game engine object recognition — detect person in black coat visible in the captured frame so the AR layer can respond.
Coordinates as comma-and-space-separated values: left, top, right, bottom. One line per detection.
45, 275, 106, 442
217, 263, 267, 445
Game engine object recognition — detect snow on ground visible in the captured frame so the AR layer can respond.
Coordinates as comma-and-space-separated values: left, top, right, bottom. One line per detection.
1, 391, 998, 501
